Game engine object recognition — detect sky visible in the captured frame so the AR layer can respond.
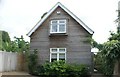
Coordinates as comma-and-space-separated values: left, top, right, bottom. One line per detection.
0, 0, 119, 43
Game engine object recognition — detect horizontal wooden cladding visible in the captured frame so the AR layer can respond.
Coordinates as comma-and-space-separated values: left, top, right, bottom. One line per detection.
30, 41, 90, 46
50, 6, 69, 18
68, 29, 89, 36
38, 58, 49, 65
31, 37, 50, 42
31, 35, 89, 42
38, 51, 49, 58
31, 29, 49, 38
37, 50, 50, 64
67, 46, 91, 52
30, 47, 49, 51
67, 58, 92, 65
67, 51, 92, 58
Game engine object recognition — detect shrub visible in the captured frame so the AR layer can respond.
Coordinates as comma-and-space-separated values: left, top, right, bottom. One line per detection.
66, 64, 89, 77
94, 52, 114, 76
28, 49, 38, 74
30, 60, 90, 77
43, 60, 67, 76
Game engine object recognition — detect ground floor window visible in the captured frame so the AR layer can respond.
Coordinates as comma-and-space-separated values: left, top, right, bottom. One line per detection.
50, 48, 66, 62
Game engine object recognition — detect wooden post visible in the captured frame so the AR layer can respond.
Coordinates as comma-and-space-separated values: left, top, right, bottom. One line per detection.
113, 60, 120, 77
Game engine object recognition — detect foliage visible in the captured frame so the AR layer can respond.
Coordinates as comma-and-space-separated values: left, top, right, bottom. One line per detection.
10, 36, 29, 52
28, 59, 90, 77
94, 52, 114, 76
28, 49, 38, 74
42, 61, 67, 76
0, 31, 29, 52
108, 31, 120, 41
0, 31, 2, 50
102, 40, 120, 61
0, 31, 11, 51
65, 64, 89, 77
91, 39, 103, 50
94, 40, 120, 76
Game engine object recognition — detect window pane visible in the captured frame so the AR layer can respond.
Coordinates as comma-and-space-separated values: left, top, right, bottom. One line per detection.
52, 20, 57, 24
51, 49, 57, 52
59, 24, 65, 32
59, 20, 65, 23
59, 59, 65, 61
51, 53, 57, 58
59, 53, 65, 58
51, 59, 57, 62
59, 49, 65, 52
52, 24, 57, 32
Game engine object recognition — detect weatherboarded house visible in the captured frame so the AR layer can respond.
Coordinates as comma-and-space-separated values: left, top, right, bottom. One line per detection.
27, 2, 94, 71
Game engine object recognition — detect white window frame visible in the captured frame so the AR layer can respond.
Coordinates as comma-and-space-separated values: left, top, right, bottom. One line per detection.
50, 19, 66, 33
50, 48, 66, 62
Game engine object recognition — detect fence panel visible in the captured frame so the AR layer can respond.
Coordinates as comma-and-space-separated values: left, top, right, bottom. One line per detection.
0, 51, 17, 72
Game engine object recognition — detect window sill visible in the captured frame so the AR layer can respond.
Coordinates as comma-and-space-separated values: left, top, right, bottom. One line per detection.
49, 33, 68, 36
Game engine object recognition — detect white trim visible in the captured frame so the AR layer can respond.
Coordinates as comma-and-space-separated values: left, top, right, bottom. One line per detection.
27, 2, 94, 36
50, 48, 66, 62
50, 19, 66, 34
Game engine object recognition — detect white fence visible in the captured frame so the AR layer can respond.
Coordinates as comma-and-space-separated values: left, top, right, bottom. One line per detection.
0, 51, 17, 72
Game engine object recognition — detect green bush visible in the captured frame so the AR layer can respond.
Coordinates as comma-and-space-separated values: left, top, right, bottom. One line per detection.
29, 60, 90, 77
28, 49, 38, 74
94, 52, 114, 76
66, 64, 89, 77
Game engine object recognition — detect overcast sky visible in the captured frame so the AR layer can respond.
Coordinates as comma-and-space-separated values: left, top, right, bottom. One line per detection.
0, 0, 119, 43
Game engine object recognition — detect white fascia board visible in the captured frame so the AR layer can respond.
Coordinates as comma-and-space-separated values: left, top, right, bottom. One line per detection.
27, 2, 94, 36
58, 3, 94, 34
27, 2, 60, 36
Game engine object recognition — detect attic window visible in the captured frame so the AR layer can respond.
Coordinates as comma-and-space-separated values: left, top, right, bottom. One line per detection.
50, 19, 66, 34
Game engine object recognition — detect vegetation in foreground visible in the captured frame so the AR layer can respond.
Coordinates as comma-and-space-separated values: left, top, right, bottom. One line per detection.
93, 29, 120, 76
28, 49, 90, 77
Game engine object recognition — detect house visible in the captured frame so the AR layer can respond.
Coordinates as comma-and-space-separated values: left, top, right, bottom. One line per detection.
27, 2, 94, 71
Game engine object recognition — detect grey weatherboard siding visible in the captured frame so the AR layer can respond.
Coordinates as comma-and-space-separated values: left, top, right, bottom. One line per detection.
28, 2, 94, 72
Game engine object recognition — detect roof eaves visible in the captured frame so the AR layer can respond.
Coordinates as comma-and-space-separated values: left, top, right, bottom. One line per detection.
27, 2, 61, 36
58, 3, 94, 34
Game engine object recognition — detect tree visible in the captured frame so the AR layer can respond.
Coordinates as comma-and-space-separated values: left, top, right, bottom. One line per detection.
91, 39, 103, 50
0, 31, 11, 51
93, 31, 120, 76
11, 35, 29, 52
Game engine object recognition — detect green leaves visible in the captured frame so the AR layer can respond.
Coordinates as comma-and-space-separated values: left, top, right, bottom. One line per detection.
12, 36, 29, 52
101, 40, 120, 60
0, 31, 29, 52
0, 31, 11, 51
95, 40, 120, 75
28, 49, 38, 74
28, 60, 89, 76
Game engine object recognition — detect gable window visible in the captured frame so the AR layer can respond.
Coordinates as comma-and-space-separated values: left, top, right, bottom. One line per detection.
50, 48, 66, 62
50, 20, 66, 33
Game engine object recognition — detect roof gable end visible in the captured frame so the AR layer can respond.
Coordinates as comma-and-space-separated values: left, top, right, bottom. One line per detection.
27, 2, 94, 36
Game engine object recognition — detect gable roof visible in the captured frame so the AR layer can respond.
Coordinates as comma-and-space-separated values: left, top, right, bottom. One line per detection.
27, 2, 94, 37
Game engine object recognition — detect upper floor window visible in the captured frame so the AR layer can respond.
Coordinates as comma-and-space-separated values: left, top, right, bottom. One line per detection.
50, 19, 66, 33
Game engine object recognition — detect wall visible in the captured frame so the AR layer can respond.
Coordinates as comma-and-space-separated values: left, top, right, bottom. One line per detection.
30, 6, 92, 68
0, 51, 17, 72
